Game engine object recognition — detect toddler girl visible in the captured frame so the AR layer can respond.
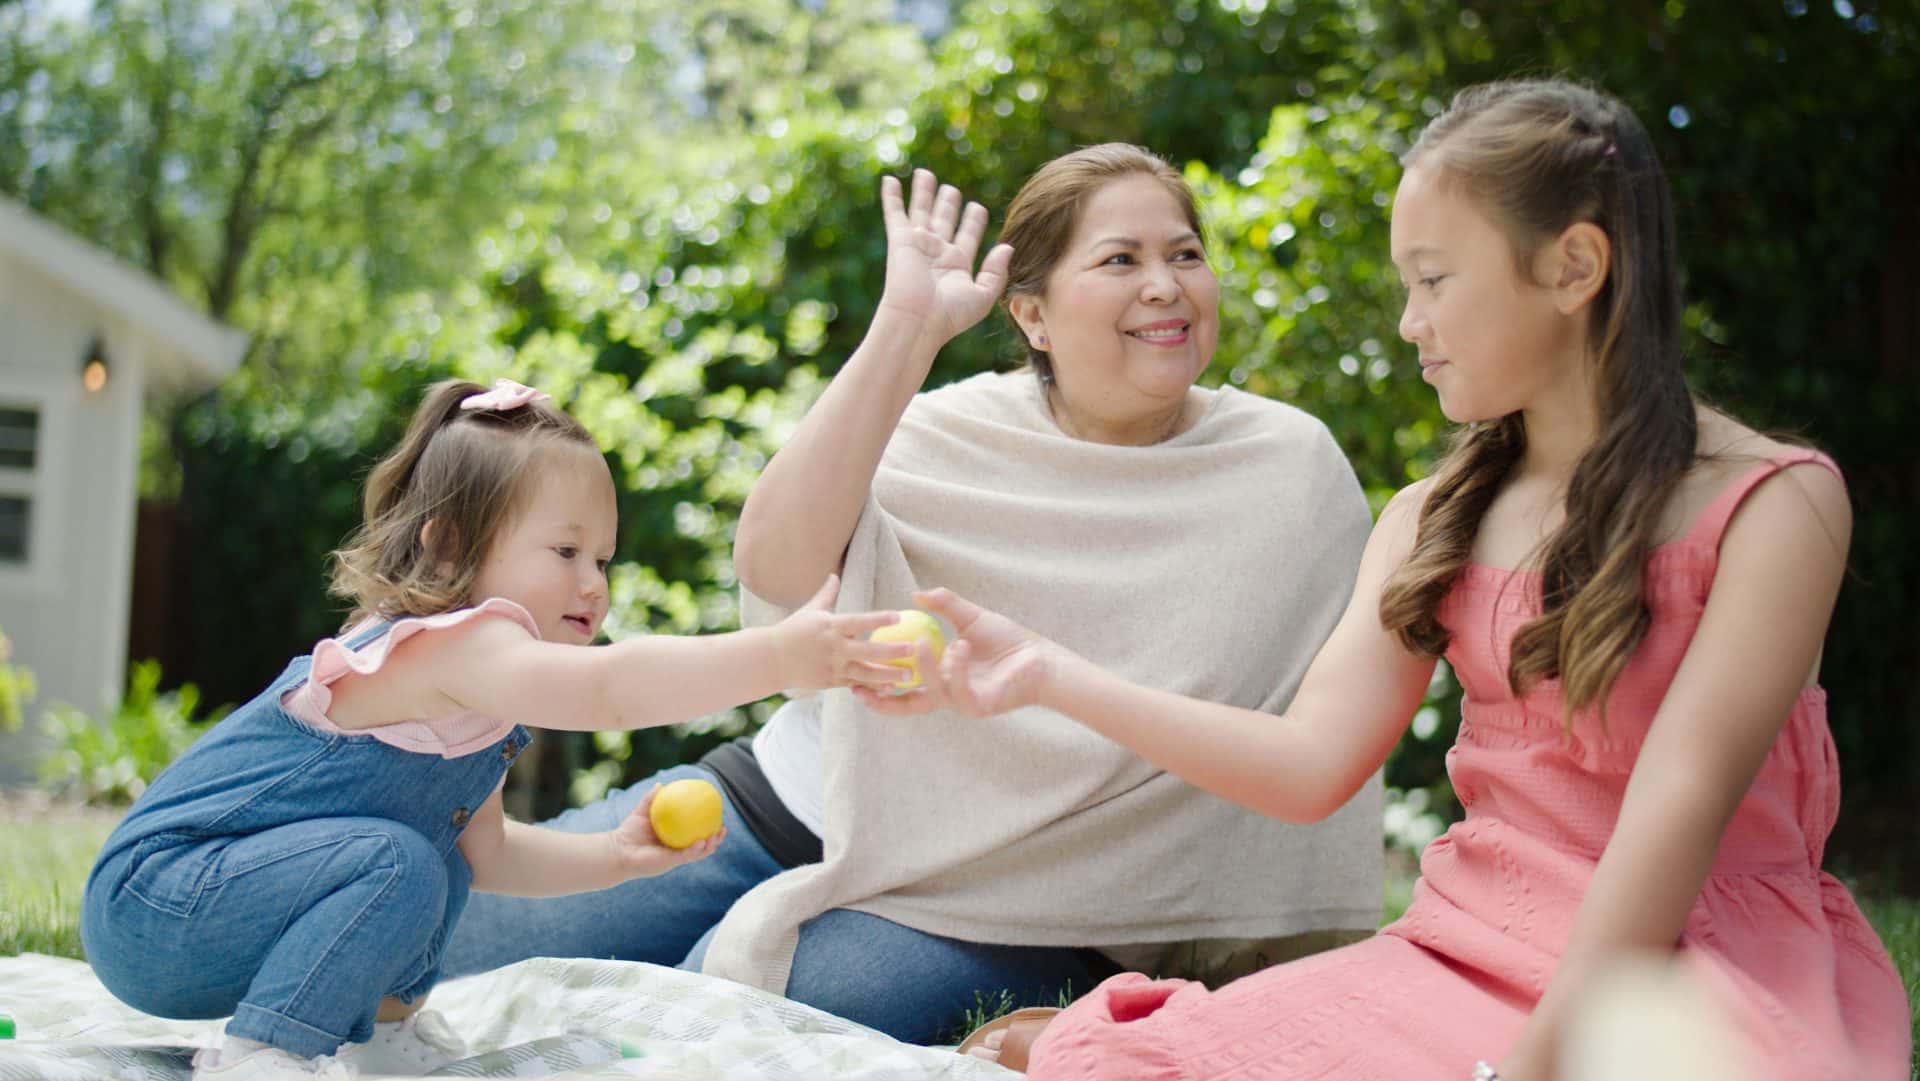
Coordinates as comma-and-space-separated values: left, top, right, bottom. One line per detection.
81, 378, 908, 1079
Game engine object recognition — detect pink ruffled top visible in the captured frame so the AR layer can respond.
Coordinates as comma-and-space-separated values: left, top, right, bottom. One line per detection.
280, 598, 540, 758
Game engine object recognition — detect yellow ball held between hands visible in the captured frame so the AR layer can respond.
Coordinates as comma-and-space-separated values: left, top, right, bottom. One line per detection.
868, 609, 946, 689
649, 778, 724, 849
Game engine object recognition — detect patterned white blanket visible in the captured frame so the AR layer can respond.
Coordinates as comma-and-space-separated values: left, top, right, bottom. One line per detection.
0, 953, 1013, 1080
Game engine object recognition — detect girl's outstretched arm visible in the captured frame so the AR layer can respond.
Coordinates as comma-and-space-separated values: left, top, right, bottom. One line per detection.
868, 482, 1441, 822
399, 576, 912, 733
458, 784, 722, 896
733, 169, 1011, 608
1497, 461, 1851, 1081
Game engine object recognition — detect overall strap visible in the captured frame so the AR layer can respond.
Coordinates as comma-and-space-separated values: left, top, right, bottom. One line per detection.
341, 618, 393, 651
1683, 448, 1842, 551
263, 618, 393, 697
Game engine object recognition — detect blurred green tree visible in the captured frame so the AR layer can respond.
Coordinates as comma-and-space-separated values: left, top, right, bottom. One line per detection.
3, 0, 1913, 862
1366, 0, 1920, 873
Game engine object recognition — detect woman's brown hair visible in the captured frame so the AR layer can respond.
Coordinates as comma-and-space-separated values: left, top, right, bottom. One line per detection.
330, 379, 597, 626
1377, 79, 1695, 723
997, 143, 1204, 382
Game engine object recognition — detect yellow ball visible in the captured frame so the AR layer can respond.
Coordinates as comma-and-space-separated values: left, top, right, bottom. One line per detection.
868, 609, 946, 689
649, 778, 724, 849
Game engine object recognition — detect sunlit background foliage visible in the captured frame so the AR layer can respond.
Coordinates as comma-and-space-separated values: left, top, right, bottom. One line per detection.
3, 0, 1915, 874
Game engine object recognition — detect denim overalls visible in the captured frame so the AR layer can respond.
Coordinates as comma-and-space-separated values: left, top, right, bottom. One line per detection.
80, 622, 530, 1058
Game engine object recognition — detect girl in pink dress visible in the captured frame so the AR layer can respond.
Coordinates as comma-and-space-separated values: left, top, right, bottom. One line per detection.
873, 79, 1911, 1080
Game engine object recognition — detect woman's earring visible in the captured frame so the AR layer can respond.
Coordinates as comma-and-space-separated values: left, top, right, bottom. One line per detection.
1035, 335, 1048, 350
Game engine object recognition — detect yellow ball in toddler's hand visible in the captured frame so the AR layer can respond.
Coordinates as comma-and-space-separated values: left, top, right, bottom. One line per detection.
649, 778, 724, 849
868, 609, 946, 689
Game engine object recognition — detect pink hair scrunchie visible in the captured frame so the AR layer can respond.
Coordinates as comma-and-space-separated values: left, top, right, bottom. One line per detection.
459, 378, 552, 412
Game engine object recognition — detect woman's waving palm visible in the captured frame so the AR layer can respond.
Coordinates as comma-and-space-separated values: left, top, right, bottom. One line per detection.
877, 169, 1013, 346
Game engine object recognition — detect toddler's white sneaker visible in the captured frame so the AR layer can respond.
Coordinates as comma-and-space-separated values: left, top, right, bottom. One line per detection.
191, 1044, 355, 1079
336, 1009, 469, 1076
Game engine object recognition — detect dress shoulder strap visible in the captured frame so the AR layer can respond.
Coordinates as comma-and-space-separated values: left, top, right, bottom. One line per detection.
1682, 447, 1843, 550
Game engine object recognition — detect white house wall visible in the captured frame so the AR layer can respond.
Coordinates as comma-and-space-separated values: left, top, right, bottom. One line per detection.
0, 250, 145, 784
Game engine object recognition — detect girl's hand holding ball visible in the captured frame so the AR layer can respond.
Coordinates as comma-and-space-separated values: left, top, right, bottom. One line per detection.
853, 589, 1055, 716
772, 576, 933, 692
868, 609, 946, 689
610, 780, 727, 875
649, 778, 725, 849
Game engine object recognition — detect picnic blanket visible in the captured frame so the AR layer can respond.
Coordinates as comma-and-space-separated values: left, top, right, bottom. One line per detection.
0, 953, 1012, 1080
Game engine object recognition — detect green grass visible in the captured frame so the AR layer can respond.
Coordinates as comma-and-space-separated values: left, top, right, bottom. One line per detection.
4, 798, 1915, 1077
0, 793, 117, 958
948, 985, 1081, 1047
1858, 893, 1920, 1080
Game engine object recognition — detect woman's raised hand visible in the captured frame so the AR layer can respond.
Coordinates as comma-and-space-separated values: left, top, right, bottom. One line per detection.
876, 169, 1014, 348
853, 587, 1056, 717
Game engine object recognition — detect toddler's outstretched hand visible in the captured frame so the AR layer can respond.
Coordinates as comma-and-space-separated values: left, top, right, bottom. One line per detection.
772, 575, 922, 691
853, 587, 1056, 717
607, 785, 726, 877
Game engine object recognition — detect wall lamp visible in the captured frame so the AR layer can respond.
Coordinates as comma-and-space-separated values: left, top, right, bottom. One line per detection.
80, 338, 109, 393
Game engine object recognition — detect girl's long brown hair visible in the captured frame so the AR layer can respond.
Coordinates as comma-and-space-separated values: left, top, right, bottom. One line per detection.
1378, 80, 1695, 722
330, 379, 596, 626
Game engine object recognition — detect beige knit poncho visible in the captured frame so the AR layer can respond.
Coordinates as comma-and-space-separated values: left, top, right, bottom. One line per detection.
704, 370, 1382, 995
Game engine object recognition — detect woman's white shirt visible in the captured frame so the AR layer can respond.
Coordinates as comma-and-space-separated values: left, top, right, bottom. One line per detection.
750, 697, 826, 839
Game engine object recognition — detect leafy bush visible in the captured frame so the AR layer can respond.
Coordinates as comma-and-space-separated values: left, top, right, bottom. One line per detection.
0, 628, 34, 733
39, 661, 226, 805
8, 1, 1914, 850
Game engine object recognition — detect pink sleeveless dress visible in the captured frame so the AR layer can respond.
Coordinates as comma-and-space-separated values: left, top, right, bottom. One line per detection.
1027, 452, 1910, 1081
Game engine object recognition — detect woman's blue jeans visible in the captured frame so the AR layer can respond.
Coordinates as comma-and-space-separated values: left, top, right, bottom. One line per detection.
442, 764, 1109, 1043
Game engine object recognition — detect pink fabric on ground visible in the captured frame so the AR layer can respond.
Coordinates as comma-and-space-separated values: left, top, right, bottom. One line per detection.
1028, 451, 1911, 1081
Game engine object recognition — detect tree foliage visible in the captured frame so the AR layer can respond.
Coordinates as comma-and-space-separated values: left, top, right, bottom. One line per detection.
0, 627, 34, 733
4, 0, 1915, 850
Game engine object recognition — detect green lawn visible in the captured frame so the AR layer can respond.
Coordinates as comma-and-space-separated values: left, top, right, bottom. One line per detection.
4, 796, 1914, 1076
1862, 891, 1920, 1080
0, 793, 116, 959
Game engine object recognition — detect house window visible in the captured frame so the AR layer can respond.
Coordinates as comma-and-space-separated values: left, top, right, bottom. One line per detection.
0, 405, 37, 565
0, 494, 26, 562
0, 407, 35, 470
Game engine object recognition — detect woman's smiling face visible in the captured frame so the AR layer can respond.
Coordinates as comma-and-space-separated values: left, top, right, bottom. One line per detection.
1012, 173, 1220, 430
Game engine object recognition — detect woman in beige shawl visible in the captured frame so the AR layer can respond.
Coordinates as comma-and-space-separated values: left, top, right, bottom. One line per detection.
444, 144, 1381, 1044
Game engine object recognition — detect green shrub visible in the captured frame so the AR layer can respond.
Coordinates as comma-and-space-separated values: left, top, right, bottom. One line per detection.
39, 661, 225, 805
0, 628, 34, 733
